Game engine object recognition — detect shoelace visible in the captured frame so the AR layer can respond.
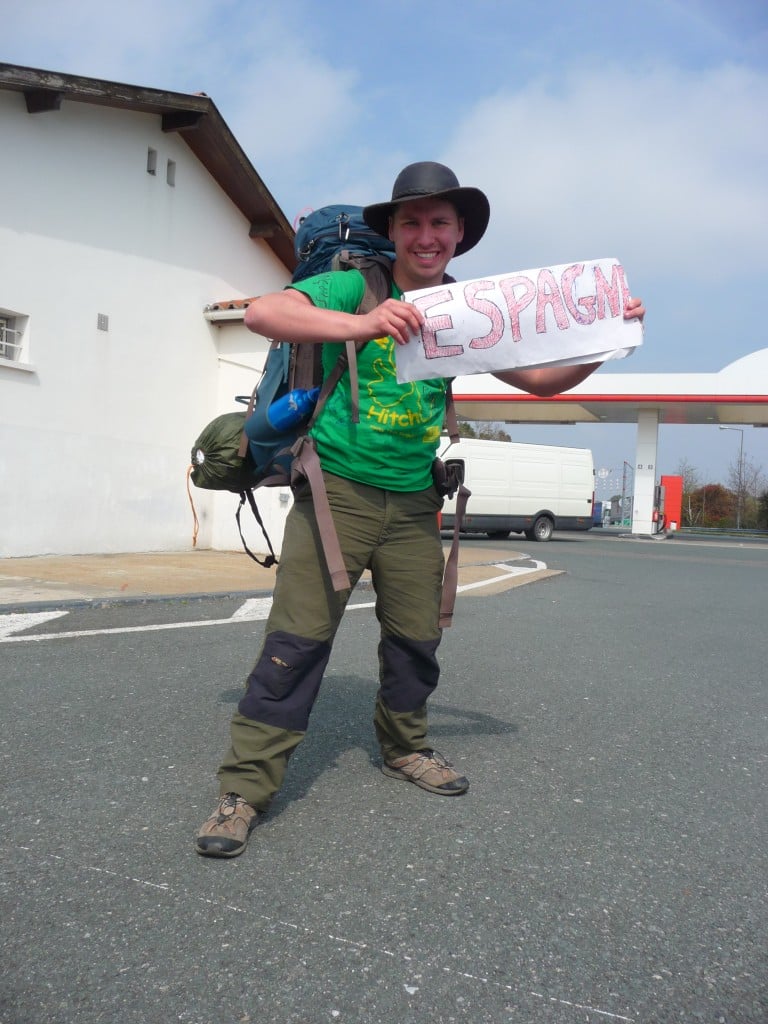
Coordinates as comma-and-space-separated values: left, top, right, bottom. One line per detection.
216, 794, 244, 822
406, 750, 454, 776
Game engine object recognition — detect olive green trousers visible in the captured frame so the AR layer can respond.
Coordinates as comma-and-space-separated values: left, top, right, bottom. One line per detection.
216, 472, 445, 810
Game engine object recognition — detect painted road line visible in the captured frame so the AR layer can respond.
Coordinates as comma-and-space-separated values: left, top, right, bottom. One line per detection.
0, 602, 276, 644
0, 610, 68, 639
457, 560, 547, 593
0, 559, 550, 643
229, 597, 274, 621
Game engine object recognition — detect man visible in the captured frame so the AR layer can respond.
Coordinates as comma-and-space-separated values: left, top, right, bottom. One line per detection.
195, 162, 645, 857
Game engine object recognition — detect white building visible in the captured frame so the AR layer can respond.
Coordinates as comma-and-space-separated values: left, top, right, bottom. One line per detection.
0, 63, 293, 558
4, 65, 765, 558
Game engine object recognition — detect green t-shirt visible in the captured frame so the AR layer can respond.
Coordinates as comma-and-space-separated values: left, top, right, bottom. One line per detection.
289, 270, 448, 491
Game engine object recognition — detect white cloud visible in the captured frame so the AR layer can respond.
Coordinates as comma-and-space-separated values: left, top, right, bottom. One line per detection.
3, 0, 364, 216
442, 64, 768, 283
223, 52, 360, 168
2, 0, 216, 86
9, 5, 765, 272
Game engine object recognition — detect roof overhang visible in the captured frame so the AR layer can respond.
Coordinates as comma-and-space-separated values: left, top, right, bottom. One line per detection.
0, 62, 296, 272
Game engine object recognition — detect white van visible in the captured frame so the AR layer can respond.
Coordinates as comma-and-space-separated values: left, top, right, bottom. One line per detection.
439, 437, 595, 542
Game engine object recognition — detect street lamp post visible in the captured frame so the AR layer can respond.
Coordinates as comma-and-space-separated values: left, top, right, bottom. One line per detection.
719, 425, 745, 530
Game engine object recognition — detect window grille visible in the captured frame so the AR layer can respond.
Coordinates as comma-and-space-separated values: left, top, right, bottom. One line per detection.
0, 316, 22, 361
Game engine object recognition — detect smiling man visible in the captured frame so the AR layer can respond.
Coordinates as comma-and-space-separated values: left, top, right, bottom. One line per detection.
195, 162, 645, 858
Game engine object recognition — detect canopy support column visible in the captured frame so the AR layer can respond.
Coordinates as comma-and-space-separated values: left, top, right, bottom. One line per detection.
631, 409, 660, 534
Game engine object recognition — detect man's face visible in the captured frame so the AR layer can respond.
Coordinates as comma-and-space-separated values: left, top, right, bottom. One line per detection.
388, 198, 464, 291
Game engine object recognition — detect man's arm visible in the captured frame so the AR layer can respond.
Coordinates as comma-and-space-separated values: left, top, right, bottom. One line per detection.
244, 288, 424, 346
492, 362, 603, 397
490, 297, 646, 398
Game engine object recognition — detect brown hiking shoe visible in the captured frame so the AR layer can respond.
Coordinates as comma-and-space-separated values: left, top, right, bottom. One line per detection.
195, 793, 259, 858
381, 748, 469, 795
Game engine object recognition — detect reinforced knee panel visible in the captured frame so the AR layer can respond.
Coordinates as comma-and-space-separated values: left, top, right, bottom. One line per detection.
238, 630, 331, 732
378, 633, 440, 713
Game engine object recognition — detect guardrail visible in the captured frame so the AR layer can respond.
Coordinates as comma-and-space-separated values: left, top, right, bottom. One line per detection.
677, 526, 768, 540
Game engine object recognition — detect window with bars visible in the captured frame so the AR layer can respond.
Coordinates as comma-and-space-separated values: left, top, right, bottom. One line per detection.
0, 312, 25, 362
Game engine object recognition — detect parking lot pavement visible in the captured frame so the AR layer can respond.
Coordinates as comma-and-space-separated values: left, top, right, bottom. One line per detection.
0, 543, 558, 610
2, 534, 767, 1022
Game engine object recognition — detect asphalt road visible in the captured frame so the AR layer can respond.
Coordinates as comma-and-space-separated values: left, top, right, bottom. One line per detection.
1, 533, 766, 1023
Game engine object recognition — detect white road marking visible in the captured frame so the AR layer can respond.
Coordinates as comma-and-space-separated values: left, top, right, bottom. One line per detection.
456, 560, 546, 594
0, 609, 68, 638
0, 559, 548, 644
229, 597, 274, 620
0, 606, 274, 644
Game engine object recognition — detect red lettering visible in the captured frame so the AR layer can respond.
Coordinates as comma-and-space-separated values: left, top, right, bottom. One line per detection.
464, 280, 505, 350
561, 263, 595, 325
594, 263, 628, 320
535, 269, 569, 334
411, 290, 462, 360
499, 275, 536, 342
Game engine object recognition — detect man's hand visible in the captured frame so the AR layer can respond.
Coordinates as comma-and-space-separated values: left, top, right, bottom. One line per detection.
624, 296, 645, 322
355, 298, 424, 346
245, 290, 425, 346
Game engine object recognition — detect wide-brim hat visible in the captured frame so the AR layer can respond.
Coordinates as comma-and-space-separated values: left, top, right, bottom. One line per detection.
363, 161, 490, 257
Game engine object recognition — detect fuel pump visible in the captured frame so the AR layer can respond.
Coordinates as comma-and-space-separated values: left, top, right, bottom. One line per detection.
652, 483, 666, 533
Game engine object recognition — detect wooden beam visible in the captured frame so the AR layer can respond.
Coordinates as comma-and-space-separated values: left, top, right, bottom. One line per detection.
24, 88, 63, 113
162, 110, 205, 132
249, 221, 277, 239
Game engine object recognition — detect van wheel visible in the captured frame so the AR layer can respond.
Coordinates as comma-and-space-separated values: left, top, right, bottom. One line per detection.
526, 516, 554, 542
487, 530, 510, 540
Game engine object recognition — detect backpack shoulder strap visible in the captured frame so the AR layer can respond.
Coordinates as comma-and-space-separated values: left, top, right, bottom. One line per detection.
348, 256, 393, 421
352, 254, 393, 312
236, 489, 278, 569
347, 255, 392, 421
438, 477, 470, 628
304, 255, 394, 427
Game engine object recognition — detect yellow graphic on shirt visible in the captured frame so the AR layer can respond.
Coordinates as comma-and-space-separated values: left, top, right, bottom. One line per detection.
363, 336, 443, 442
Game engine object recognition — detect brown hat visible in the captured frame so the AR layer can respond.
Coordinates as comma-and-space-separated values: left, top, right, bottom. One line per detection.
362, 161, 490, 256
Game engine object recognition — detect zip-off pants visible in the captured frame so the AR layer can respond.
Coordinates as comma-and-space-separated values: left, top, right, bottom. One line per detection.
216, 471, 446, 810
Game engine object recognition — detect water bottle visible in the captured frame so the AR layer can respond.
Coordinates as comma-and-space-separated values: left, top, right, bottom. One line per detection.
266, 386, 321, 432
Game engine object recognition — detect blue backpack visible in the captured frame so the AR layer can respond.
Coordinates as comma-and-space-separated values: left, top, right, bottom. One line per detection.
293, 205, 395, 282
241, 207, 396, 479
189, 206, 395, 572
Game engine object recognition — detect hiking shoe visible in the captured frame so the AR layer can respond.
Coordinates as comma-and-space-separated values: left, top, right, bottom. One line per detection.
195, 793, 259, 858
381, 749, 469, 795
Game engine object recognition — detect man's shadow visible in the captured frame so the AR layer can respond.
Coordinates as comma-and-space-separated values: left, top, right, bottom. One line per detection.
217, 673, 518, 819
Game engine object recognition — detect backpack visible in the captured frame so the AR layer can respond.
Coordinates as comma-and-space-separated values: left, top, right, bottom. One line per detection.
188, 207, 395, 572
188, 204, 469, 624
189, 411, 260, 494
294, 204, 396, 282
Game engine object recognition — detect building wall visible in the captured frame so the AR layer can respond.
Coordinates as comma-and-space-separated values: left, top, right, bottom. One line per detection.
0, 90, 290, 557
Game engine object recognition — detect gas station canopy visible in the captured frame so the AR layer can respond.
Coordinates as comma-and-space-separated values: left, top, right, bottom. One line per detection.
452, 348, 768, 427
451, 348, 768, 534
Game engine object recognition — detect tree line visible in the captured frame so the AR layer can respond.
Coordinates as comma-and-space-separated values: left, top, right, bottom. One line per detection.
675, 456, 768, 530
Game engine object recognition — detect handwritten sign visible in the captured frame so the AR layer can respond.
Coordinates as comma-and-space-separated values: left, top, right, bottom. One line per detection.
396, 258, 642, 383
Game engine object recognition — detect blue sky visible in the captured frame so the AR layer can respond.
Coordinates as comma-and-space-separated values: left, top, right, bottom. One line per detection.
4, 0, 768, 490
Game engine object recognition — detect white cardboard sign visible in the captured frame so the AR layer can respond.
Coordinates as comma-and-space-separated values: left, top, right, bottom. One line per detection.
396, 257, 642, 383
